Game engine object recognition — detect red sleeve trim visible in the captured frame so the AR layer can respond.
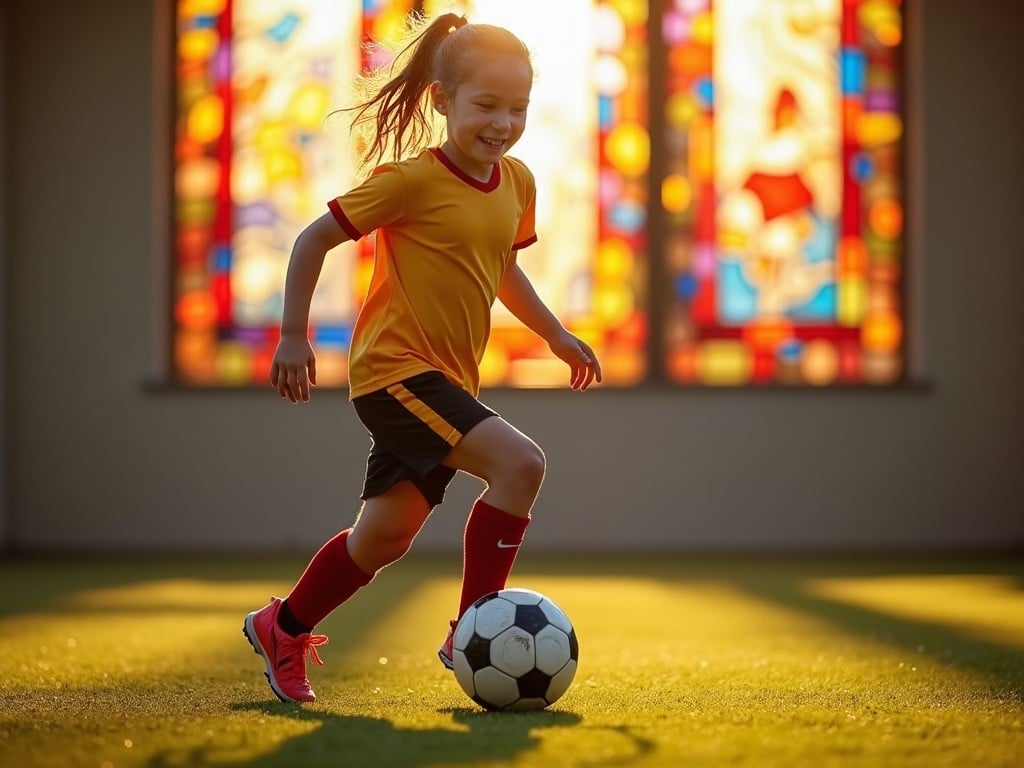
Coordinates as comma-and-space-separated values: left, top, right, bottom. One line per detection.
327, 199, 363, 241
512, 234, 538, 251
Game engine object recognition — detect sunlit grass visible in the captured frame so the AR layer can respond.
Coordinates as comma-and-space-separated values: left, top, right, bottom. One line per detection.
806, 574, 1024, 649
0, 555, 1021, 767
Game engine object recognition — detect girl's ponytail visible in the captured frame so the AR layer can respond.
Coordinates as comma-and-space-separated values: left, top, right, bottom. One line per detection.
343, 13, 468, 177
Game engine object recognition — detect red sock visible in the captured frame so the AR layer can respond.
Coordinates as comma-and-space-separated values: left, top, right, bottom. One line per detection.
284, 528, 374, 629
458, 499, 530, 617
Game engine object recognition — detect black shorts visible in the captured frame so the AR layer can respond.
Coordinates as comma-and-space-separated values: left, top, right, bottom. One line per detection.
351, 371, 498, 507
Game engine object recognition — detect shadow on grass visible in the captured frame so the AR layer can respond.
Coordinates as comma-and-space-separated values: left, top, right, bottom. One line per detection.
730, 568, 1024, 700
522, 553, 1024, 700
0, 556, 311, 617
147, 701, 584, 768
0, 554, 436, 663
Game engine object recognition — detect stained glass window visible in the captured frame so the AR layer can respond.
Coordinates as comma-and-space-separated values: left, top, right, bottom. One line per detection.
172, 0, 648, 387
662, 0, 904, 385
173, 0, 904, 388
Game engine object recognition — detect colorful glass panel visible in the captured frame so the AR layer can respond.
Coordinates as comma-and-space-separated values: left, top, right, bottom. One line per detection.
662, 0, 904, 386
173, 0, 648, 387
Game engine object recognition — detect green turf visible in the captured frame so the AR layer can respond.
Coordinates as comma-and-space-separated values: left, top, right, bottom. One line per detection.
0, 554, 1022, 768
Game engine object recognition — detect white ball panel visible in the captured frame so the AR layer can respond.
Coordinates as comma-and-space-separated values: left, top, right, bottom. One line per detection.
533, 624, 572, 675
498, 588, 544, 606
545, 658, 577, 704
474, 598, 517, 639
490, 626, 536, 677
453, 609, 477, 651
538, 597, 574, 634
452, 649, 476, 695
474, 666, 519, 709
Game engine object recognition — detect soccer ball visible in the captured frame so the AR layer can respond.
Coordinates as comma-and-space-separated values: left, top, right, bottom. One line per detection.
452, 588, 578, 711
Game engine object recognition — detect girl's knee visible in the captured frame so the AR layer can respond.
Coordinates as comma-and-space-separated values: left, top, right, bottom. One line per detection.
508, 441, 546, 492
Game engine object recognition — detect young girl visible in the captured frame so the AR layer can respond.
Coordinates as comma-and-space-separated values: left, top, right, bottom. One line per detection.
243, 12, 601, 704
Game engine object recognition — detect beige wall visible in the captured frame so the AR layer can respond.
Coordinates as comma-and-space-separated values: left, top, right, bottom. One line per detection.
3, 1, 1023, 555
0, 0, 8, 548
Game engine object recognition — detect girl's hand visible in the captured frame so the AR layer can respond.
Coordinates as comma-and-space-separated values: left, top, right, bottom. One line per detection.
548, 329, 603, 391
270, 334, 317, 403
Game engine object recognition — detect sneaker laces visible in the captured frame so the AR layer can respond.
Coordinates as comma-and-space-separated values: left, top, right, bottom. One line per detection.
281, 632, 329, 672
300, 633, 329, 666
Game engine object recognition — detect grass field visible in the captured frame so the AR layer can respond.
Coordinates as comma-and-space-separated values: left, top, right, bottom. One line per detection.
1, 554, 1022, 768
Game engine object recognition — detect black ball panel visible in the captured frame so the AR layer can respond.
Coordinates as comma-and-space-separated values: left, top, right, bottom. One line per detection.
568, 628, 579, 660
464, 632, 493, 672
514, 604, 549, 635
516, 667, 553, 699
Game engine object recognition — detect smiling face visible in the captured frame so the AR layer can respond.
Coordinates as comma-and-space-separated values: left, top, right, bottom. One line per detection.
431, 52, 533, 182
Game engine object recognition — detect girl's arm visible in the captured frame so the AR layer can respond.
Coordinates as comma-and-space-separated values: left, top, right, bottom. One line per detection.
271, 212, 348, 403
498, 256, 603, 390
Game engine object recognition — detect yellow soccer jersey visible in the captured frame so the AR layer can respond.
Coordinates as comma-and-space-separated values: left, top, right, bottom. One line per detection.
328, 148, 537, 399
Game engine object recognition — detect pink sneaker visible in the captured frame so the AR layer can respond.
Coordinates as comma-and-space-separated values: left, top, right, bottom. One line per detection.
437, 619, 457, 670
243, 597, 328, 703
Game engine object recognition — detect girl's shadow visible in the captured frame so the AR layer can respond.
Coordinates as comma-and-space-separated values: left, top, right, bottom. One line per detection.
148, 700, 582, 768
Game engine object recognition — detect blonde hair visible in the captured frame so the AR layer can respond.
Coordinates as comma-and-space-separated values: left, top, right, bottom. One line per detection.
336, 12, 532, 179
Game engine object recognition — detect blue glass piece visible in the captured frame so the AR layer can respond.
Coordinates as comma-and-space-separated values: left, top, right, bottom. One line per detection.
717, 259, 757, 324
850, 152, 875, 183
314, 325, 353, 347
675, 271, 699, 300
598, 96, 614, 130
778, 339, 803, 363
693, 77, 713, 108
213, 245, 232, 272
608, 201, 646, 233
787, 283, 836, 321
804, 212, 837, 265
267, 13, 300, 43
841, 48, 866, 95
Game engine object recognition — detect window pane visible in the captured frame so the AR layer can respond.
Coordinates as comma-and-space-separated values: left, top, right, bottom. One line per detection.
661, 0, 904, 386
173, 0, 906, 388
172, 0, 649, 387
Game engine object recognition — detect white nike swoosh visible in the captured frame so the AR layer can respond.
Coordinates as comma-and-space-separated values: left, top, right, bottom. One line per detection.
497, 540, 521, 549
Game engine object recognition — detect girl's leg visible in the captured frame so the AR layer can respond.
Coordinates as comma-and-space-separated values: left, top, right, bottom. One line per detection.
444, 416, 545, 517
283, 480, 432, 630
244, 481, 430, 702
442, 417, 546, 617
348, 480, 433, 572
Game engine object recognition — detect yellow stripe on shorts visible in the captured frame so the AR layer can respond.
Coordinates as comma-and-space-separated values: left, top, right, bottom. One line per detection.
386, 383, 464, 446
